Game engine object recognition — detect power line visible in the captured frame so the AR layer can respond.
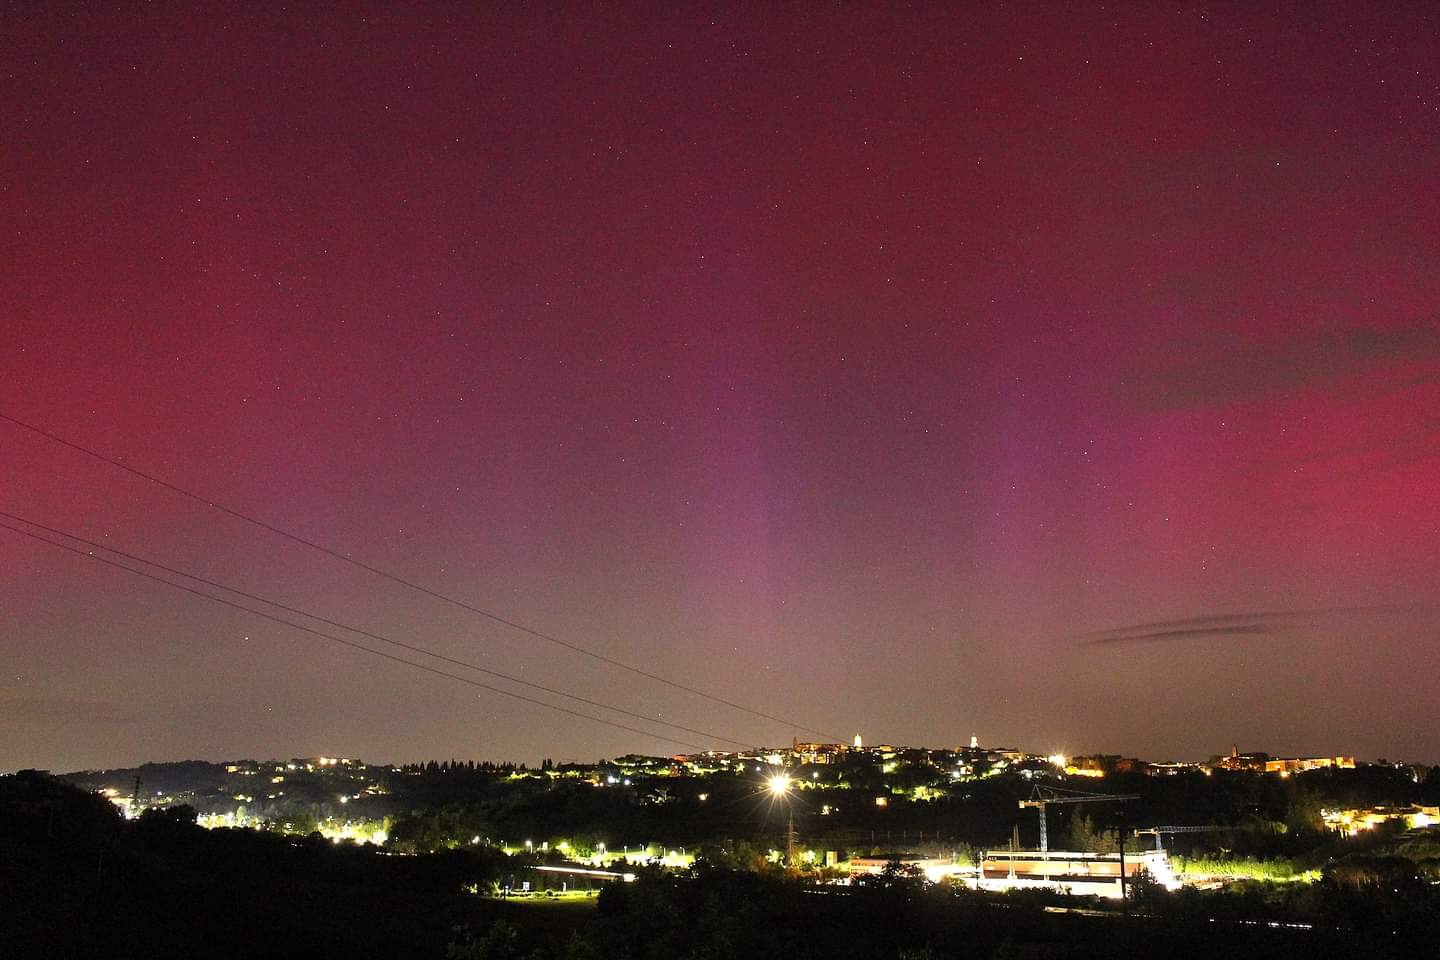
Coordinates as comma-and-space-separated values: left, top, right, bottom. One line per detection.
0, 508, 753, 749
0, 519, 711, 752
0, 411, 838, 740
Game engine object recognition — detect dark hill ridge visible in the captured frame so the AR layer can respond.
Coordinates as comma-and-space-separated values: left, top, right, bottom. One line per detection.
6, 770, 1438, 959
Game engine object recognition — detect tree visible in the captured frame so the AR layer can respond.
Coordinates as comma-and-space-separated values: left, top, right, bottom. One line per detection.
855, 860, 925, 896
1065, 813, 1117, 854
445, 920, 533, 960
1284, 788, 1325, 835
138, 804, 197, 827
136, 804, 200, 847
1127, 866, 1163, 909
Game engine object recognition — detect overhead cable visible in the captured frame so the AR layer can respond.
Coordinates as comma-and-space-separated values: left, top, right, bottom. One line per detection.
0, 508, 751, 748
0, 411, 838, 740
0, 519, 710, 752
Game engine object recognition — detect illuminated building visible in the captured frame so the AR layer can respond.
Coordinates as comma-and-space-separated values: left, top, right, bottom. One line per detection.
974, 849, 1180, 898
1264, 756, 1355, 775
1216, 745, 1355, 775
1147, 761, 1209, 776
1218, 745, 1269, 772
1322, 804, 1439, 837
790, 741, 846, 764
848, 854, 954, 884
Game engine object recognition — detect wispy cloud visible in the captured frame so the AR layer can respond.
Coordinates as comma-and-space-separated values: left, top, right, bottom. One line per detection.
1282, 417, 1440, 471
1078, 604, 1416, 647
1084, 623, 1274, 647
1121, 323, 1440, 412
0, 697, 139, 725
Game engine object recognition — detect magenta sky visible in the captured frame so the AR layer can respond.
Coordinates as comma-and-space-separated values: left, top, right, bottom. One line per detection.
4, 4, 1439, 772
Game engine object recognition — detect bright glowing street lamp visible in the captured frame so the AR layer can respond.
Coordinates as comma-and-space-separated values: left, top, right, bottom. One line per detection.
767, 772, 797, 864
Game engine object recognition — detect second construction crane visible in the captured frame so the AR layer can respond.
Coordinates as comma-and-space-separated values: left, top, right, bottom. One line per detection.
1134, 824, 1235, 852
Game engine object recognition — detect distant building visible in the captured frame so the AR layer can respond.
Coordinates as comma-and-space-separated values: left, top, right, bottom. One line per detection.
976, 849, 1179, 898
791, 740, 847, 765
1323, 804, 1438, 837
1214, 746, 1356, 775
1217, 745, 1270, 772
1147, 761, 1210, 776
848, 853, 953, 883
1264, 756, 1355, 775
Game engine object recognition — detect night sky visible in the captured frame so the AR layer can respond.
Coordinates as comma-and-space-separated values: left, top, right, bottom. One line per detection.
4, 4, 1439, 773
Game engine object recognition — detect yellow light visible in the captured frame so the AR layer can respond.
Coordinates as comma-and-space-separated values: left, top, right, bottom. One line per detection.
768, 774, 792, 796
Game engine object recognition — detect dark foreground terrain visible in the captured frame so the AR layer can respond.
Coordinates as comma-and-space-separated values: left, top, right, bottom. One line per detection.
3, 771, 1436, 960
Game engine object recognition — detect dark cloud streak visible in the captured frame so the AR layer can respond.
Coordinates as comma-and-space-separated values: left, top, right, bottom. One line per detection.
1079, 604, 1421, 647
1122, 323, 1440, 412
1083, 623, 1274, 647
0, 698, 139, 725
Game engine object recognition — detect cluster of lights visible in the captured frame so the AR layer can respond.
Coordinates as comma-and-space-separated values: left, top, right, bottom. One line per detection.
1322, 805, 1440, 837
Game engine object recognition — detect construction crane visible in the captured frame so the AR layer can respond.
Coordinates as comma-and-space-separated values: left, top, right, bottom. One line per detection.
1018, 785, 1140, 893
1133, 824, 1233, 852
1019, 784, 1141, 854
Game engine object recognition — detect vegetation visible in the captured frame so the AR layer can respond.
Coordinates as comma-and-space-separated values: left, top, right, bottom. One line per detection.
61, 756, 1440, 864
1172, 855, 1308, 881
11, 762, 1440, 958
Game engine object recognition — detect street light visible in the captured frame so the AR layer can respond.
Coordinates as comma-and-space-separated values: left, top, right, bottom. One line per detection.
767, 772, 797, 864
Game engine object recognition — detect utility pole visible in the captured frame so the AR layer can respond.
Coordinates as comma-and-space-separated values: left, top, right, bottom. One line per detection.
768, 773, 797, 865
1118, 805, 1127, 907
131, 774, 142, 818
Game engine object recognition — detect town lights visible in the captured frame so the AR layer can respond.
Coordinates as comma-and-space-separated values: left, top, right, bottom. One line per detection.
767, 774, 792, 797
